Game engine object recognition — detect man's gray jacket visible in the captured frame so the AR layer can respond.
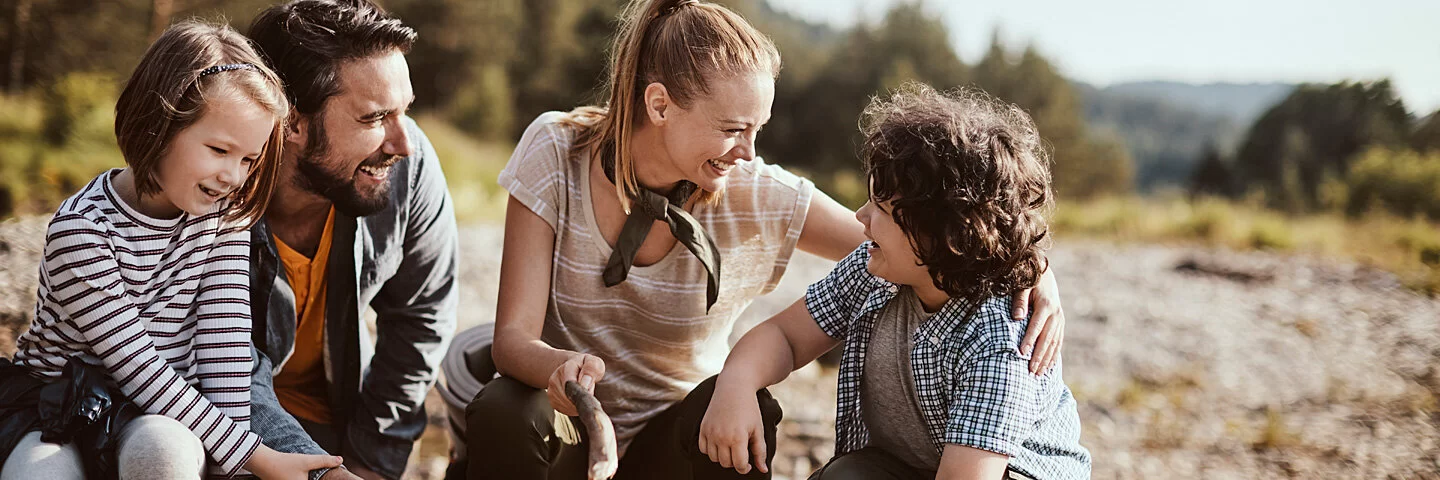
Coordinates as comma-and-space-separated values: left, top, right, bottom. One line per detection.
248, 117, 458, 479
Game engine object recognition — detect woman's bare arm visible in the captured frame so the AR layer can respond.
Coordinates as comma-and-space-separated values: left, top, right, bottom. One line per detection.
796, 190, 866, 262
716, 296, 840, 394
490, 196, 584, 389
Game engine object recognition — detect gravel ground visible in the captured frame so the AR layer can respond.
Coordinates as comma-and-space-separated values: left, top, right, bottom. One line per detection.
3, 218, 1438, 479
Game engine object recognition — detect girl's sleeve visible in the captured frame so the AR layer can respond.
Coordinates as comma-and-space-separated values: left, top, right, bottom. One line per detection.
192, 225, 258, 444
41, 214, 260, 477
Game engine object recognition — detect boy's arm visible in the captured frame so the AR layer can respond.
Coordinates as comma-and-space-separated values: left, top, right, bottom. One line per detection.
721, 241, 876, 394
192, 228, 258, 431
935, 445, 1010, 480
716, 296, 839, 394
702, 245, 873, 474
702, 296, 840, 475
940, 331, 1046, 480
944, 347, 1044, 457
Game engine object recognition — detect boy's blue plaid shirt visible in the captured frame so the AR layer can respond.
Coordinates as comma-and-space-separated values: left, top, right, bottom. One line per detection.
804, 244, 1092, 479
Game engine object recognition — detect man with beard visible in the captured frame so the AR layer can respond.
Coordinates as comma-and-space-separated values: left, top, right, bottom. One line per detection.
243, 1, 458, 479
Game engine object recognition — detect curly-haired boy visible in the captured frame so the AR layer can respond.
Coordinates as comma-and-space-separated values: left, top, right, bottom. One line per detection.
696, 83, 1091, 480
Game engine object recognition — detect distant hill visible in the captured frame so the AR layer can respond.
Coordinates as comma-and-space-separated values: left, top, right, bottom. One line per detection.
1102, 81, 1295, 125
1076, 81, 1296, 190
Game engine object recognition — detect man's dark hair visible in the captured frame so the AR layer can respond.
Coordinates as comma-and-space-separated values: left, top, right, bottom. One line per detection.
248, 0, 417, 115
861, 82, 1054, 305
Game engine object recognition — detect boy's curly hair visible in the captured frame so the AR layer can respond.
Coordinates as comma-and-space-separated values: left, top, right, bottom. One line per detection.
861, 82, 1053, 305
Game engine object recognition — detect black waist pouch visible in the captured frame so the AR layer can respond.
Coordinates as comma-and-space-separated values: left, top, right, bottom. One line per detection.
0, 358, 141, 479
0, 358, 47, 462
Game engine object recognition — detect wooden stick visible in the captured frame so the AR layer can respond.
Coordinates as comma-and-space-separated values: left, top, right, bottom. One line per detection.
565, 380, 618, 480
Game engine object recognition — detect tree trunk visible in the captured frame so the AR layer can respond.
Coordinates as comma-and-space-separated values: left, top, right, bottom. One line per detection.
8, 0, 33, 94
150, 0, 174, 41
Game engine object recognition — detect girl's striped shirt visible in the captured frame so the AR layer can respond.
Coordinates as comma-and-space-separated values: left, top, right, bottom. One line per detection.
14, 169, 261, 476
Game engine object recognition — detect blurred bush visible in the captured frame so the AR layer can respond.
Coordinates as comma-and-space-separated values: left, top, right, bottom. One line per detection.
411, 114, 513, 222
1344, 146, 1440, 220
42, 72, 116, 146
0, 76, 122, 217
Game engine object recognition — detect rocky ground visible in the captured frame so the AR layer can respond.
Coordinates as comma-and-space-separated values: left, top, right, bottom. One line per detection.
2, 216, 1438, 479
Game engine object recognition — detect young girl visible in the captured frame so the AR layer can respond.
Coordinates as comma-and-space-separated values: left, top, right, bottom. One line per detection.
699, 84, 1091, 480
459, 0, 1067, 478
1, 21, 341, 479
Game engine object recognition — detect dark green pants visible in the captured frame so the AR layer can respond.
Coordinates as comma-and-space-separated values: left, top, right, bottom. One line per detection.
463, 374, 782, 480
808, 447, 1035, 480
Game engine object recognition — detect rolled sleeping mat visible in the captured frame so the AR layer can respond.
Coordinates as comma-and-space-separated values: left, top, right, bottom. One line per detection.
439, 322, 497, 462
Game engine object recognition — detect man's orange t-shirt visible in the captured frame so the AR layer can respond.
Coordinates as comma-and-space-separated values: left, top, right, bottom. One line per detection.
272, 208, 336, 425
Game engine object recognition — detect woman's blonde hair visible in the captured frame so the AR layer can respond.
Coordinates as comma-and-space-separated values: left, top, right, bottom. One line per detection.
114, 20, 289, 228
563, 0, 780, 211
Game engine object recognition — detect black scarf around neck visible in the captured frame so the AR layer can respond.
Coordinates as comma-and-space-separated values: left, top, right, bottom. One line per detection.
600, 156, 721, 311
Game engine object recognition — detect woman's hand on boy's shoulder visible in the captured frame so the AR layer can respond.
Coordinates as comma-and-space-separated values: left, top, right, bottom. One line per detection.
698, 385, 769, 475
1012, 267, 1065, 375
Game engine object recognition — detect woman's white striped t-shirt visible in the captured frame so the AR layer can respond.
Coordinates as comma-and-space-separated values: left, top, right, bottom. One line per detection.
499, 112, 814, 454
14, 170, 261, 476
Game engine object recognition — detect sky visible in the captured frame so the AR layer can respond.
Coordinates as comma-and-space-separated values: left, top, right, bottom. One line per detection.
770, 0, 1440, 114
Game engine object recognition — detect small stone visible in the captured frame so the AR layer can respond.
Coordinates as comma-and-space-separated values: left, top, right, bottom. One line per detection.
1373, 421, 1394, 439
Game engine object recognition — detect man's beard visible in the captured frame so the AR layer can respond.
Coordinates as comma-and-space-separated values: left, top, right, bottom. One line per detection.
294, 119, 398, 217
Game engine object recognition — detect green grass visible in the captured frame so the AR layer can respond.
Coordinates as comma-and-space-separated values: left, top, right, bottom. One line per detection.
0, 93, 123, 216
1251, 406, 1302, 451
1054, 194, 1440, 295
413, 114, 513, 223
0, 93, 44, 137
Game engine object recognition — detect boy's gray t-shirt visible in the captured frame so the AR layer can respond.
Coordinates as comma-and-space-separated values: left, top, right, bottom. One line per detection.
861, 287, 941, 471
